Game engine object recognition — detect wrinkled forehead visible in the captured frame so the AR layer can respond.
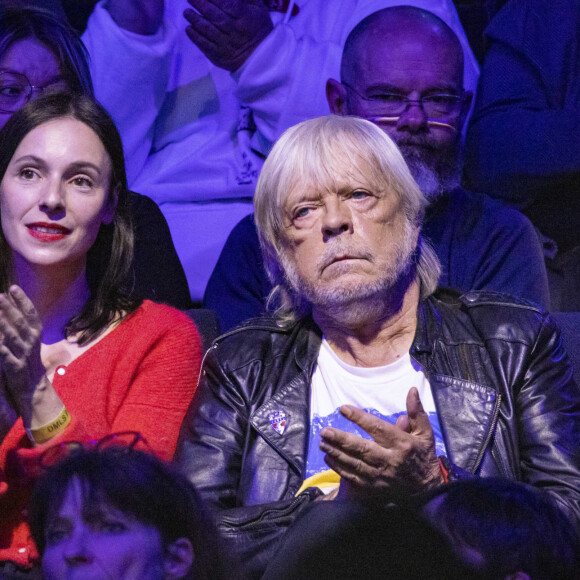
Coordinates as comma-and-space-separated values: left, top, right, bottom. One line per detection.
0, 37, 62, 78
279, 138, 395, 211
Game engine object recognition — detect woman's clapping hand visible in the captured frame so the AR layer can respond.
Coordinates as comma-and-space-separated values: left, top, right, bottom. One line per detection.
0, 286, 47, 423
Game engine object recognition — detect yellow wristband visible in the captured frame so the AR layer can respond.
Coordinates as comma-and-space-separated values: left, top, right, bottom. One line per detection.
27, 407, 71, 444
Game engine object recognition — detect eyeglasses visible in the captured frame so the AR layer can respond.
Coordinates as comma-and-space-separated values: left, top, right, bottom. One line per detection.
40, 431, 151, 469
365, 116, 458, 133
7, 432, 150, 485
0, 71, 69, 113
342, 83, 465, 120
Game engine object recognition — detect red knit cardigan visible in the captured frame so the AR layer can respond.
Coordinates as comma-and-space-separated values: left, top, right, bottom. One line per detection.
0, 301, 202, 568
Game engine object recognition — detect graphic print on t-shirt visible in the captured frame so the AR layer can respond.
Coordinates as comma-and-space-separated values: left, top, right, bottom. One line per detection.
305, 339, 447, 479
306, 406, 446, 478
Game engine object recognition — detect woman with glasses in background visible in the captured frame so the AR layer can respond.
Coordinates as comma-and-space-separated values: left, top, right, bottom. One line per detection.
0, 91, 201, 579
0, 5, 92, 131
0, 5, 192, 309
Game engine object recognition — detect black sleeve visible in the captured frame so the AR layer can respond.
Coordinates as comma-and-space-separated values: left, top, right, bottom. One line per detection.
464, 0, 580, 209
175, 341, 319, 579
128, 191, 192, 309
204, 214, 273, 331
516, 313, 580, 526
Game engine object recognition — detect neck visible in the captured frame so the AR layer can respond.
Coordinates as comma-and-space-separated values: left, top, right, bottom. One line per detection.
313, 278, 420, 367
13, 259, 90, 344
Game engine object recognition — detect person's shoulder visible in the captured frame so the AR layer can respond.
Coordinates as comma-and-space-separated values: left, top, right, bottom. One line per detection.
486, 0, 578, 44
127, 301, 199, 336
207, 315, 309, 371
225, 213, 260, 246
433, 288, 545, 314
476, 191, 534, 229
127, 191, 168, 228
234, 213, 257, 233
446, 289, 544, 310
450, 188, 533, 230
430, 289, 551, 344
127, 190, 161, 212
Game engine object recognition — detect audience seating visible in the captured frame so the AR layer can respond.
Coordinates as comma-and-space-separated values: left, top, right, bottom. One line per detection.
185, 309, 221, 354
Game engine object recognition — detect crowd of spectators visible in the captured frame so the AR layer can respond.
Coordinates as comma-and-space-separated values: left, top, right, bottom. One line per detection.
0, 1, 579, 579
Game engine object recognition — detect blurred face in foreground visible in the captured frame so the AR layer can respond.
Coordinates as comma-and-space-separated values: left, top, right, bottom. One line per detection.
42, 477, 168, 580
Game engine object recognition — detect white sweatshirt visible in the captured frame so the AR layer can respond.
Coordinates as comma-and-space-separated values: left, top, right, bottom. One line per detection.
83, 0, 479, 300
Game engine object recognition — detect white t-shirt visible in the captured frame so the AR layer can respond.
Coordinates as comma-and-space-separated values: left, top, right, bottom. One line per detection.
305, 338, 447, 480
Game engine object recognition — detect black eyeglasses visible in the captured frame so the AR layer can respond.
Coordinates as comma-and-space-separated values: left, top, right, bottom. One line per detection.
0, 71, 69, 113
342, 82, 465, 120
40, 431, 151, 469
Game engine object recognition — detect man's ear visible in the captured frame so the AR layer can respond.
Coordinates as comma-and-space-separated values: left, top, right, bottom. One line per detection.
102, 184, 120, 226
164, 538, 194, 580
326, 78, 348, 114
457, 90, 473, 132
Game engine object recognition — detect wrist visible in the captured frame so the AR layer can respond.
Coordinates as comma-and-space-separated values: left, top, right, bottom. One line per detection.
105, 0, 164, 35
419, 456, 447, 492
20, 375, 64, 431
25, 406, 71, 444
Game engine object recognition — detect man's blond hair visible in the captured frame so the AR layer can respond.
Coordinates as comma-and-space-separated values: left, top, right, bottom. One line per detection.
254, 115, 440, 323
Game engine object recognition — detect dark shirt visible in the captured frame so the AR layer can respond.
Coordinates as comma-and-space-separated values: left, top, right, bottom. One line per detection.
204, 188, 549, 331
128, 192, 191, 309
464, 0, 580, 250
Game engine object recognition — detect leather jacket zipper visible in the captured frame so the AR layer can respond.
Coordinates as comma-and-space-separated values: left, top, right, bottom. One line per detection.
411, 350, 502, 476
472, 393, 502, 473
195, 342, 218, 389
456, 343, 503, 474
221, 490, 316, 530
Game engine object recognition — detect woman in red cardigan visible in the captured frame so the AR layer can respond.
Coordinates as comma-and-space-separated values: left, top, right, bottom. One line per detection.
0, 92, 202, 578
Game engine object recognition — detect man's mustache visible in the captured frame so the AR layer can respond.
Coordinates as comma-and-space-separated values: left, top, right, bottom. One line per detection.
396, 138, 439, 153
318, 244, 374, 273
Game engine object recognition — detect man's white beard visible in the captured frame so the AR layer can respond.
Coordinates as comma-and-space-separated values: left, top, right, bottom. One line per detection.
280, 220, 417, 324
397, 144, 461, 201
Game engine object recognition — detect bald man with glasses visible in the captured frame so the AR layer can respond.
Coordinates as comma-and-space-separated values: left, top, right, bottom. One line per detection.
205, 6, 550, 332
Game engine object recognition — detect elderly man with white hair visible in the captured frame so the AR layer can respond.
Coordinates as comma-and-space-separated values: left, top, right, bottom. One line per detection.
176, 115, 580, 578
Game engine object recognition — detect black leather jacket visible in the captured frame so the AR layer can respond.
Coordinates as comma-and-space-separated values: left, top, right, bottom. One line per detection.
176, 291, 580, 576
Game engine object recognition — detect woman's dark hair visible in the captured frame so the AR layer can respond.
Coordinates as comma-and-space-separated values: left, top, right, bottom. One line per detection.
29, 447, 230, 580
0, 5, 93, 96
0, 91, 140, 344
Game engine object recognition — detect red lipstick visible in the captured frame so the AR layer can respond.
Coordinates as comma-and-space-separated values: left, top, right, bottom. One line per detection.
26, 222, 71, 242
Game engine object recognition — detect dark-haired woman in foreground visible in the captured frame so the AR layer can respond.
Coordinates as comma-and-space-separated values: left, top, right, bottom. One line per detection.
30, 445, 230, 580
0, 92, 201, 577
